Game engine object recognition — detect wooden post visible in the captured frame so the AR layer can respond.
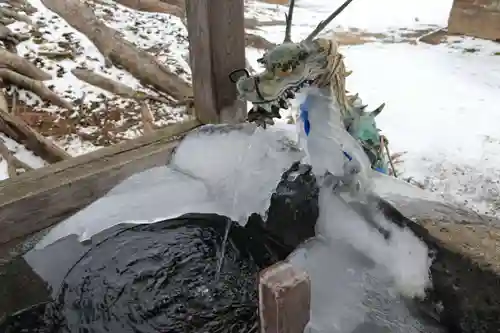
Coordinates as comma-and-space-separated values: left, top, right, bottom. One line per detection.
185, 0, 247, 124
259, 261, 311, 333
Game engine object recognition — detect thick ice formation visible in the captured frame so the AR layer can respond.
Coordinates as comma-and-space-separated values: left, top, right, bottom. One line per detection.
34, 123, 435, 332
36, 124, 303, 248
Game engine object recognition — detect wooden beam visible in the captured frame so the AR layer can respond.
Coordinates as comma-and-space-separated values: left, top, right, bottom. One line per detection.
259, 261, 311, 333
0, 119, 201, 245
185, 0, 247, 124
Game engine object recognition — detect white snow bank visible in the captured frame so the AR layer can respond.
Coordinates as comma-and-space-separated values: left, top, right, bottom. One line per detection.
342, 41, 500, 216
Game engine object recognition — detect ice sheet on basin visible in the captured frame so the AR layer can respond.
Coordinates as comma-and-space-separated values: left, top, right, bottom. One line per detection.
33, 123, 443, 333
35, 124, 304, 249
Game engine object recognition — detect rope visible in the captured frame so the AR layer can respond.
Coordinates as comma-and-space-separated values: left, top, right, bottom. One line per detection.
314, 38, 350, 118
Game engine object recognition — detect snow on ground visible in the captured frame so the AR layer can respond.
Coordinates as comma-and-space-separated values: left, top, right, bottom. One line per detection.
245, 0, 500, 217
343, 40, 500, 216
245, 0, 454, 43
3, 0, 191, 156
0, 133, 46, 180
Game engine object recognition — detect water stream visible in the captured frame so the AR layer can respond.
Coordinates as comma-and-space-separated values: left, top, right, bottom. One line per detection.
214, 128, 259, 282
214, 217, 232, 283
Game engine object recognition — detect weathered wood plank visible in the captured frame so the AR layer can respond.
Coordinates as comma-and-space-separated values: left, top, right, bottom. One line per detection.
259, 261, 311, 333
185, 0, 247, 124
0, 119, 201, 245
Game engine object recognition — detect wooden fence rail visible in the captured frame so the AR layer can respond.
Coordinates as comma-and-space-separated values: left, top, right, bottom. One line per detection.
0, 120, 201, 245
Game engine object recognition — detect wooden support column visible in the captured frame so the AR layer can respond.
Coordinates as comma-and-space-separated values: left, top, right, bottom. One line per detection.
259, 261, 311, 333
185, 0, 247, 124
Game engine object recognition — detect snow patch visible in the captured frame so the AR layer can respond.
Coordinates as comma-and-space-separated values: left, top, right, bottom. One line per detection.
0, 133, 46, 180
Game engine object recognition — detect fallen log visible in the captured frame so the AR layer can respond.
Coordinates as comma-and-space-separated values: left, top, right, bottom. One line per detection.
0, 25, 20, 53
71, 68, 171, 104
0, 91, 70, 163
71, 68, 138, 98
37, 49, 74, 60
0, 49, 51, 81
0, 7, 37, 28
4, 0, 37, 14
112, 0, 184, 17
0, 17, 14, 26
0, 69, 73, 110
41, 0, 192, 102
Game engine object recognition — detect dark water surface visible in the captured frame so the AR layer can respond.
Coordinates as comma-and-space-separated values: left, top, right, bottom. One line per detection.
1, 214, 277, 333
0, 162, 318, 333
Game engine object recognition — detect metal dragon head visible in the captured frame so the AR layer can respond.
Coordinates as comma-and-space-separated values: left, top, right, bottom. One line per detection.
231, 0, 355, 126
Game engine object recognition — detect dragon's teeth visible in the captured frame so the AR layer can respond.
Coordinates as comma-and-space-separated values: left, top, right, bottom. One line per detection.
278, 99, 288, 109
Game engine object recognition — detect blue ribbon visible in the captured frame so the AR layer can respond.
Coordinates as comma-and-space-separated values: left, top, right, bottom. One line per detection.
299, 96, 312, 136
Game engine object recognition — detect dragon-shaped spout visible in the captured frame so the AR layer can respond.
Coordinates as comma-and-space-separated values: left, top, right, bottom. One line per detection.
234, 36, 388, 174
232, 0, 397, 241
233, 0, 389, 179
